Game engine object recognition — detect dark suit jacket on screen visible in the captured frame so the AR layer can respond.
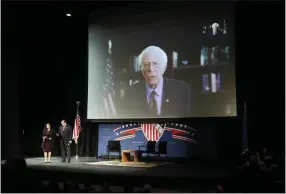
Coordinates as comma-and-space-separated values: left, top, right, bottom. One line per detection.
58, 125, 73, 146
121, 77, 194, 118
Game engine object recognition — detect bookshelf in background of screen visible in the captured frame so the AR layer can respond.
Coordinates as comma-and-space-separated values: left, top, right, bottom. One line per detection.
171, 19, 232, 94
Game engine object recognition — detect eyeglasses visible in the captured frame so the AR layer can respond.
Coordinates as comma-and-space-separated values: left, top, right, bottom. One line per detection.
141, 62, 161, 70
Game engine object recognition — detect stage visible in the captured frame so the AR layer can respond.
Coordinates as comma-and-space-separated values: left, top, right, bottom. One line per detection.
21, 157, 239, 189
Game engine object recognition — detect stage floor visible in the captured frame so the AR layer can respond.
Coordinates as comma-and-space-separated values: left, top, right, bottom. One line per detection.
25, 157, 237, 178
2, 157, 238, 188
0, 156, 238, 192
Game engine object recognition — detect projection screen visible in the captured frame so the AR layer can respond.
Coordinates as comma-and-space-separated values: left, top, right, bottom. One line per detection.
87, 4, 236, 120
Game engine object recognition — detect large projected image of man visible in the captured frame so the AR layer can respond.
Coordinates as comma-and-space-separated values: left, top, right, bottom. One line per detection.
122, 46, 192, 118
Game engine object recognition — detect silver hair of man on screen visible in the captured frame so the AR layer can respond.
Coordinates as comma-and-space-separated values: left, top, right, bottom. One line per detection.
138, 46, 168, 75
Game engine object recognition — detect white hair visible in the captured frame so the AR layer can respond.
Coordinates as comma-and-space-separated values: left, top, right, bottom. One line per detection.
138, 46, 168, 72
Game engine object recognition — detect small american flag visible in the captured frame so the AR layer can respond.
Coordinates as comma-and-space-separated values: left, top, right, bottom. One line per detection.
73, 114, 82, 141
103, 40, 116, 116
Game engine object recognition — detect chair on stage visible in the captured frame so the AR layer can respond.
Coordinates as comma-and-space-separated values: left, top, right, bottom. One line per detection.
157, 141, 168, 157
138, 141, 157, 160
106, 140, 121, 161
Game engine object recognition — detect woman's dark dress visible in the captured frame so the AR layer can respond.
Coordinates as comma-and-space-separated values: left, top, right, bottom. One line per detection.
42, 129, 54, 152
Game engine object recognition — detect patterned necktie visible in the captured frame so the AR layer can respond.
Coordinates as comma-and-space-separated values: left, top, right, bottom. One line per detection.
149, 91, 157, 116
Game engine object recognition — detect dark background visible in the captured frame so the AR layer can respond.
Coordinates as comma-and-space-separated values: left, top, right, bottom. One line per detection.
2, 2, 284, 161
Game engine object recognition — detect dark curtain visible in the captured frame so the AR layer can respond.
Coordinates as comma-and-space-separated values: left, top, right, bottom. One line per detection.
84, 127, 90, 156
78, 123, 98, 157
2, 3, 21, 159
90, 124, 98, 157
79, 125, 85, 156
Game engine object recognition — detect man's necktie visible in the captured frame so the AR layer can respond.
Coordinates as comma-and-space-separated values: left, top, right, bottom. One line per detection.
149, 91, 157, 116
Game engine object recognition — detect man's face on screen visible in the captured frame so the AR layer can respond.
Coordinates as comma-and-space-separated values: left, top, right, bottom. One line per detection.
142, 52, 165, 88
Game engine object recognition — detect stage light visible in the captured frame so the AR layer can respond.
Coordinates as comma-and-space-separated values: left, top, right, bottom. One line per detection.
66, 13, 71, 17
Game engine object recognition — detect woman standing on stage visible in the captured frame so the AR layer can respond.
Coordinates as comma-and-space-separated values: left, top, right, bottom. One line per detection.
42, 123, 54, 163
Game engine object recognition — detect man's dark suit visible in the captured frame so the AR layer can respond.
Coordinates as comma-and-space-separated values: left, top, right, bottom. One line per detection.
121, 77, 194, 118
58, 125, 73, 162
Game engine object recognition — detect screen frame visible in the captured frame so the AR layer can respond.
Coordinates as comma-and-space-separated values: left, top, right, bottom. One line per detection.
86, 2, 237, 122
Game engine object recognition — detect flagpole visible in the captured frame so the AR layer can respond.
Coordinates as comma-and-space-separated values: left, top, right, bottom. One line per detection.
75, 101, 80, 159
242, 101, 248, 153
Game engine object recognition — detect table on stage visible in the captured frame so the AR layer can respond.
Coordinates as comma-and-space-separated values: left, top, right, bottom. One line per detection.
122, 150, 139, 162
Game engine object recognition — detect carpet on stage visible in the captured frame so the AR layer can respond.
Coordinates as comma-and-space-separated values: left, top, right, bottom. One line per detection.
86, 160, 171, 168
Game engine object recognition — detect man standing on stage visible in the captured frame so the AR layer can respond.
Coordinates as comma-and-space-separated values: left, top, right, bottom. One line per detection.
57, 120, 73, 163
